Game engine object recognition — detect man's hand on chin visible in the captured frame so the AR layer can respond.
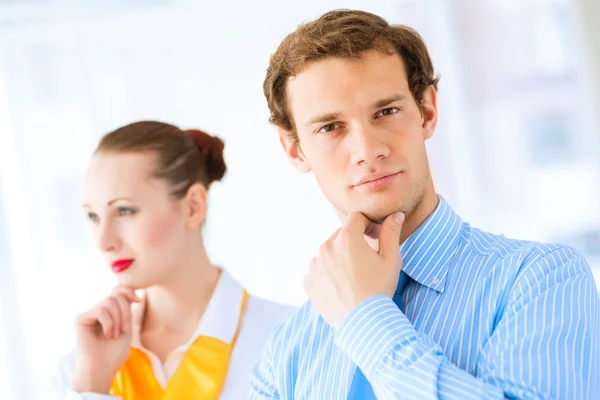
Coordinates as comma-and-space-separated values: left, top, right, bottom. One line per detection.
304, 211, 405, 328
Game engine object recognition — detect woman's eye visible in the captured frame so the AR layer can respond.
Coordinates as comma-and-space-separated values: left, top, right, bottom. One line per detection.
87, 212, 99, 222
118, 207, 137, 216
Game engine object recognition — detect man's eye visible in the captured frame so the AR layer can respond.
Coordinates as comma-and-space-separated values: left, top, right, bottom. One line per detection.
377, 107, 399, 117
319, 123, 340, 133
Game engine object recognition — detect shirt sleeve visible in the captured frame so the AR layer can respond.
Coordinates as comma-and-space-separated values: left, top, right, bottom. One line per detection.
333, 250, 600, 399
248, 325, 281, 399
52, 352, 121, 400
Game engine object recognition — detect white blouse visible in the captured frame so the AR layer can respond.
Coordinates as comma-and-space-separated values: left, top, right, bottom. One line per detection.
52, 270, 295, 399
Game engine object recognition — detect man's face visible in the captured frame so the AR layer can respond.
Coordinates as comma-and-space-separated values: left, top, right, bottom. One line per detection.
282, 50, 438, 223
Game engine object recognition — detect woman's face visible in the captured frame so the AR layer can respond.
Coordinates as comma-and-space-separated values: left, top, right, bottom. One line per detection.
82, 151, 192, 289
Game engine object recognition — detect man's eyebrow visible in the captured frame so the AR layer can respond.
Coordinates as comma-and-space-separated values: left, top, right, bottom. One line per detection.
304, 112, 342, 126
372, 94, 406, 109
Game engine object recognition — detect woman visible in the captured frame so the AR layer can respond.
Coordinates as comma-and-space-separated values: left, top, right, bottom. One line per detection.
53, 121, 294, 399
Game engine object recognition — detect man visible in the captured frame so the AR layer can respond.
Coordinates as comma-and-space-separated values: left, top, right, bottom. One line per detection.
250, 9, 600, 400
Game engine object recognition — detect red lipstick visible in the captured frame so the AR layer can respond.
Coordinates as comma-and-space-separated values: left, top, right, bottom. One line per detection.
111, 259, 134, 273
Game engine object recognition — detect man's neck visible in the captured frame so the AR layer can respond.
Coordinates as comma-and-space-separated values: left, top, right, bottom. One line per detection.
361, 181, 439, 250
399, 187, 439, 245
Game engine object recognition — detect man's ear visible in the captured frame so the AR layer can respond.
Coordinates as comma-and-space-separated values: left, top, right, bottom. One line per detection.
420, 85, 438, 140
279, 129, 311, 173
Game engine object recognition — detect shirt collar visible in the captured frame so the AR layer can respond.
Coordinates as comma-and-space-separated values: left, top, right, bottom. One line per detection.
399, 196, 464, 293
130, 268, 245, 352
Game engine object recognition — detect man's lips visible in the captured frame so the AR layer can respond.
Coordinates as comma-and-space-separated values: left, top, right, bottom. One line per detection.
353, 171, 400, 189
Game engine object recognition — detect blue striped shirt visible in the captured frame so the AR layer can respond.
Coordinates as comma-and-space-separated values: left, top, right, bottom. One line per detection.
250, 197, 600, 399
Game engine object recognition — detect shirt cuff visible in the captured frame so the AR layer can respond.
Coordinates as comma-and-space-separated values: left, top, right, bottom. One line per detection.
64, 388, 121, 400
333, 294, 416, 375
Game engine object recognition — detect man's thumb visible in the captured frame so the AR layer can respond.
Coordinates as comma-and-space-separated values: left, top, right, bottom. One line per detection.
378, 212, 405, 260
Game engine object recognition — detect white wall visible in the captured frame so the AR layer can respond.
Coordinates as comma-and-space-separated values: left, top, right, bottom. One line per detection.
0, 1, 597, 398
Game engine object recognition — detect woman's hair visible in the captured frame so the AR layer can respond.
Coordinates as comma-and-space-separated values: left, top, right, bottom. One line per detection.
96, 121, 226, 197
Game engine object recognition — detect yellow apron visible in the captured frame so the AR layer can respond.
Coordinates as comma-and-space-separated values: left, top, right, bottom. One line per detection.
110, 290, 248, 400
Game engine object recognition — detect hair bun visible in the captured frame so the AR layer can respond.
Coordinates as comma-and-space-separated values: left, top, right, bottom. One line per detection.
185, 129, 227, 185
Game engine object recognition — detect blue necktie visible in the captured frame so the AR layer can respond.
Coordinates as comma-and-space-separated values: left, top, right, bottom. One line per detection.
347, 272, 409, 399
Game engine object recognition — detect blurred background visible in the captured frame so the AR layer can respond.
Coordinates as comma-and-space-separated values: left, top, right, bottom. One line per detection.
0, 0, 598, 398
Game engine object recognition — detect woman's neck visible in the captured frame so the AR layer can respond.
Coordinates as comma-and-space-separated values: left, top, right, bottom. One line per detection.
141, 245, 221, 335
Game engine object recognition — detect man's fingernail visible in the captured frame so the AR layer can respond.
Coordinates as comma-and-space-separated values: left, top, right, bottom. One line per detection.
395, 212, 405, 224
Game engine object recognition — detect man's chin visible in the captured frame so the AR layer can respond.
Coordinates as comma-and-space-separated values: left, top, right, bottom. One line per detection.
360, 214, 383, 226
361, 210, 395, 225
355, 198, 407, 224
352, 209, 404, 239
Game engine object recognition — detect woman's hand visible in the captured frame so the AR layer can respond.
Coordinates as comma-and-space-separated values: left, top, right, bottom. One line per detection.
71, 286, 140, 394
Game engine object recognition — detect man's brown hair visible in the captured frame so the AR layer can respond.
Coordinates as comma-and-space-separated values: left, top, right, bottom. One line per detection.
263, 9, 440, 142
